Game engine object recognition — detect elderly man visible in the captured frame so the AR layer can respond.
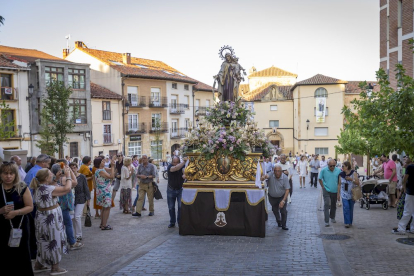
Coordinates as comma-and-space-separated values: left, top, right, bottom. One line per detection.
319, 159, 341, 227
261, 164, 290, 230
10, 155, 26, 181
167, 156, 188, 228
133, 154, 156, 217
279, 154, 293, 202
310, 154, 320, 187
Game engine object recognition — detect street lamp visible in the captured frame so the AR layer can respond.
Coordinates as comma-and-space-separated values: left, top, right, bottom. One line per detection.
196, 117, 199, 128
26, 84, 34, 100
306, 119, 310, 130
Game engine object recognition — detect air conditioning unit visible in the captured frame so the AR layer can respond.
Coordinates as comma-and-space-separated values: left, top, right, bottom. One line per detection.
118, 139, 122, 144
85, 132, 91, 138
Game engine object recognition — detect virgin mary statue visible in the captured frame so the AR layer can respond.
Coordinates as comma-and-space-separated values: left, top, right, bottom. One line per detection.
215, 53, 235, 102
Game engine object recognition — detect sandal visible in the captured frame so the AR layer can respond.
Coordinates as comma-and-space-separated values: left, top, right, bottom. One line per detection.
101, 225, 113, 230
34, 265, 50, 273
50, 268, 67, 275
94, 215, 101, 219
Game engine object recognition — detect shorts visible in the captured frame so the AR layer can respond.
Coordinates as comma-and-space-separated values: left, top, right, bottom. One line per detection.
113, 179, 121, 191
388, 181, 397, 195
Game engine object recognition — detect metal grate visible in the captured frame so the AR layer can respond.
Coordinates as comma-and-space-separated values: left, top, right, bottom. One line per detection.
396, 238, 414, 246
318, 234, 351, 240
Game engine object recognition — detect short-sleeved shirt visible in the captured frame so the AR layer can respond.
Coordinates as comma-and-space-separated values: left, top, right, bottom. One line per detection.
79, 164, 93, 192
137, 164, 156, 184
318, 166, 341, 193
320, 160, 328, 170
383, 159, 397, 181
405, 164, 414, 195
120, 166, 132, 189
58, 179, 74, 211
267, 173, 290, 198
310, 160, 320, 173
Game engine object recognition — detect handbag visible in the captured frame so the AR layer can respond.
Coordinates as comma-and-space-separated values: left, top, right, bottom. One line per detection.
153, 182, 163, 200
84, 205, 92, 227
351, 185, 363, 201
2, 184, 24, 247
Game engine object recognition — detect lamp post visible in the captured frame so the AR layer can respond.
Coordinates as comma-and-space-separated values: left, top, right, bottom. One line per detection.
26, 84, 34, 100
306, 119, 310, 130
122, 101, 130, 155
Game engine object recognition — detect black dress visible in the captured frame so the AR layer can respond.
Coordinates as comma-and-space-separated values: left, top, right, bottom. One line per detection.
0, 185, 34, 275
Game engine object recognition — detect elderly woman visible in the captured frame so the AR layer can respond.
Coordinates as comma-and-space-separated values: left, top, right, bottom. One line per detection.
51, 163, 83, 251
69, 162, 91, 241
338, 161, 360, 228
0, 162, 34, 274
94, 155, 116, 230
120, 157, 134, 213
297, 155, 308, 189
30, 168, 72, 275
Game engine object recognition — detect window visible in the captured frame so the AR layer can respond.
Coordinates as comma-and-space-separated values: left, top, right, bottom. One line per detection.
314, 107, 329, 116
151, 87, 160, 104
45, 66, 64, 84
1, 109, 15, 134
172, 83, 177, 89
184, 96, 189, 109
314, 87, 328, 98
170, 95, 178, 110
128, 114, 138, 130
151, 113, 161, 128
0, 74, 13, 100
269, 120, 279, 127
68, 68, 85, 89
102, 101, 111, 120
109, 60, 123, 65
185, 118, 190, 130
133, 64, 148, 69
171, 119, 178, 135
103, 125, 112, 144
184, 84, 189, 90
270, 105, 278, 111
151, 140, 163, 159
206, 100, 210, 108
195, 99, 200, 113
315, 148, 329, 155
69, 99, 87, 124
128, 141, 142, 156
127, 86, 138, 106
314, 127, 328, 136
70, 142, 78, 157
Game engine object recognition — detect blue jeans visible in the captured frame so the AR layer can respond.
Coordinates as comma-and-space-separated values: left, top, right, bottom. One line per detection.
62, 209, 76, 246
342, 198, 355, 225
167, 187, 182, 225
133, 184, 145, 208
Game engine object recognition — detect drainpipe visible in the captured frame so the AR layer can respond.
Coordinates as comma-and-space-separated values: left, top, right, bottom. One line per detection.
121, 77, 126, 154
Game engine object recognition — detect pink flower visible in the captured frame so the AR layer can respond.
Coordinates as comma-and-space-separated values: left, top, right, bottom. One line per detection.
210, 149, 214, 153
229, 146, 233, 151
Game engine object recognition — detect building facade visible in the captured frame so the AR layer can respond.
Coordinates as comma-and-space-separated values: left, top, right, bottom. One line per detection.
379, 0, 414, 88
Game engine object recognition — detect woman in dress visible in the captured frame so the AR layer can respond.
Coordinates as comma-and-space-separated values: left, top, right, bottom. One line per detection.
297, 155, 308, 189
30, 168, 72, 275
69, 162, 91, 241
120, 157, 134, 213
338, 161, 360, 228
94, 155, 116, 230
0, 162, 34, 275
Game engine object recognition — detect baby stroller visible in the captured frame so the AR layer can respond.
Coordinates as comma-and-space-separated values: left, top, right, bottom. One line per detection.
359, 179, 389, 210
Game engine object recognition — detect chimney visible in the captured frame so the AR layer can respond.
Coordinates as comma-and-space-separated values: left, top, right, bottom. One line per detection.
63, 49, 70, 59
122, 53, 131, 65
75, 41, 84, 48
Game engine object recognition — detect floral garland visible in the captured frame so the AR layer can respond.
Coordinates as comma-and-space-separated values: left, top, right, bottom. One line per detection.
183, 98, 277, 159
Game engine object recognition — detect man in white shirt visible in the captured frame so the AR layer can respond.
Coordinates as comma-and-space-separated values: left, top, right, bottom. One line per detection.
265, 158, 273, 174
10, 155, 26, 181
320, 155, 328, 171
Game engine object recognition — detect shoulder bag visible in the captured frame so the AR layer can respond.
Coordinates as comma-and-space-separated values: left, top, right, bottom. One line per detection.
2, 184, 25, 247
351, 173, 363, 201
84, 205, 92, 227
153, 182, 163, 200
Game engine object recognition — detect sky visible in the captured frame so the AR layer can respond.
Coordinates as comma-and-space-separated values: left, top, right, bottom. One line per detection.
0, 0, 379, 85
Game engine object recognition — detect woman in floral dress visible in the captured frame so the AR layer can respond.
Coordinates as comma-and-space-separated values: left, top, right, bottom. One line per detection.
30, 168, 72, 275
93, 155, 116, 230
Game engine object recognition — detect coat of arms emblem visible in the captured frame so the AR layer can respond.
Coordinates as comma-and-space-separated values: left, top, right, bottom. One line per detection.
214, 212, 227, 227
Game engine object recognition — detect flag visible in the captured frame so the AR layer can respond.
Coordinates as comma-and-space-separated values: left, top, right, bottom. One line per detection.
255, 160, 262, 188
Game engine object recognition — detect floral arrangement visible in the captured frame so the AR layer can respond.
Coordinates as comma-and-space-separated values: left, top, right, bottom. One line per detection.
183, 98, 277, 160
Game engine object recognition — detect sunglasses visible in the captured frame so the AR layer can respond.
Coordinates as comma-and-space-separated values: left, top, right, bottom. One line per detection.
2, 161, 15, 165
329, 165, 336, 168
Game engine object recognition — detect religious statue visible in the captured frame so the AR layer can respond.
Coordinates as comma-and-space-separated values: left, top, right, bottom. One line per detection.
213, 46, 246, 102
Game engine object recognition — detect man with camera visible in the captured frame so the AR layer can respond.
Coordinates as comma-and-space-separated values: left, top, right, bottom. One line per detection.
167, 156, 188, 228
132, 155, 156, 217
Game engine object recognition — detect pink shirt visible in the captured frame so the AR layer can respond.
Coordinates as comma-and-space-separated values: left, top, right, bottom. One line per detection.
383, 159, 397, 181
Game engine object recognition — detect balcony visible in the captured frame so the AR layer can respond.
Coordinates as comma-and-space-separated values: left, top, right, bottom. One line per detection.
194, 106, 210, 116
103, 133, 114, 144
125, 122, 147, 134
170, 103, 187, 114
149, 97, 168, 108
102, 110, 112, 121
149, 122, 169, 133
129, 96, 146, 108
170, 127, 188, 139
0, 87, 18, 101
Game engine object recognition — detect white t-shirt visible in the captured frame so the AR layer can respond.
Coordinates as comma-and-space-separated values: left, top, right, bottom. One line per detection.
120, 166, 132, 189
320, 160, 328, 170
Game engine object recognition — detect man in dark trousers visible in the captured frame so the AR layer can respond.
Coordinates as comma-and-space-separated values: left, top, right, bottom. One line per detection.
167, 156, 188, 228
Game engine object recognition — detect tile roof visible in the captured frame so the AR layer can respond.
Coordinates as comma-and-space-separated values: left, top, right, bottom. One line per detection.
291, 74, 348, 91
345, 81, 379, 94
0, 45, 64, 63
0, 55, 26, 69
248, 66, 297, 78
90, 82, 123, 100
239, 83, 250, 95
73, 45, 198, 84
193, 80, 216, 92
242, 82, 293, 101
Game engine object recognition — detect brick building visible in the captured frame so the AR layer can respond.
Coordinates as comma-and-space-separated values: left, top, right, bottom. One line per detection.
380, 0, 414, 88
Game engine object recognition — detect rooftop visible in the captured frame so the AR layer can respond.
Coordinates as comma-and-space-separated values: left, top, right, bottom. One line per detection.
291, 74, 348, 91
249, 66, 298, 78
0, 45, 64, 63
242, 82, 293, 101
90, 82, 123, 100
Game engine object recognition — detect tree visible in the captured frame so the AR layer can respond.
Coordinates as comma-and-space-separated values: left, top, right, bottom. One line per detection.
0, 101, 16, 139
0, 16, 5, 27
36, 108, 55, 155
39, 80, 77, 158
152, 117, 163, 160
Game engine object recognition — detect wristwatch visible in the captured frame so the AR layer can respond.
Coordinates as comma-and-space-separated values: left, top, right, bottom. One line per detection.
146, 176, 149, 179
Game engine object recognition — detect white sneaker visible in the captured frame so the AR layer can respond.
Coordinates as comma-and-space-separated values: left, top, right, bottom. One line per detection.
331, 219, 336, 223
325, 222, 330, 227
70, 242, 84, 250
391, 229, 406, 235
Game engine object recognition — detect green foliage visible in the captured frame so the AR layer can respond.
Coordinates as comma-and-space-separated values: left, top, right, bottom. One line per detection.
152, 118, 163, 159
0, 16, 4, 26
337, 63, 414, 157
0, 101, 16, 139
36, 108, 55, 155
38, 80, 76, 157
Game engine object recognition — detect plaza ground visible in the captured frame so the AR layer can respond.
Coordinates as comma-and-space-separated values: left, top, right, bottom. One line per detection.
34, 171, 414, 276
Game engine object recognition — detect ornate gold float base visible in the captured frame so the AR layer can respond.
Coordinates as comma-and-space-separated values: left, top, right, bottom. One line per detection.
183, 181, 265, 189
184, 153, 263, 182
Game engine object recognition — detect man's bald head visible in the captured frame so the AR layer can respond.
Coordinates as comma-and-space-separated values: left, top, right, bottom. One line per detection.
328, 159, 336, 171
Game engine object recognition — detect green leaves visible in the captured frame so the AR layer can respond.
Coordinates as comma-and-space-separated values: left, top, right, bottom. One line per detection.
0, 101, 16, 139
